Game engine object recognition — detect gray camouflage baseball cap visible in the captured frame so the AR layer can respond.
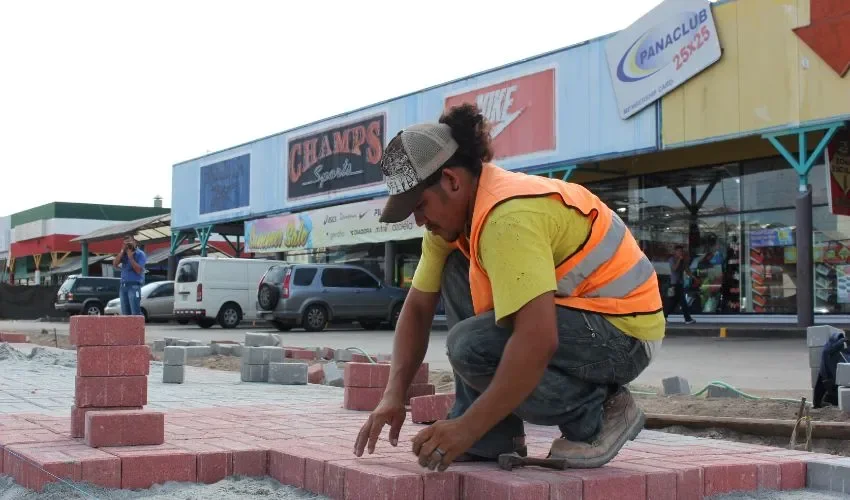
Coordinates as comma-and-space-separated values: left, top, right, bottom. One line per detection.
379, 123, 459, 223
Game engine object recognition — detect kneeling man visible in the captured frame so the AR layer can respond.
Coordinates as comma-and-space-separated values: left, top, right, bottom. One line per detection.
354, 103, 665, 472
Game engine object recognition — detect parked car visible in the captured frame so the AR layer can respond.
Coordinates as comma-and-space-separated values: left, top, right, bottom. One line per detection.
104, 281, 189, 324
174, 256, 287, 329
256, 263, 408, 332
54, 275, 121, 316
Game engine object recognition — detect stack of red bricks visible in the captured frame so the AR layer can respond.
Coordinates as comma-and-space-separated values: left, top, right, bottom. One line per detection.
69, 316, 164, 448
343, 362, 434, 411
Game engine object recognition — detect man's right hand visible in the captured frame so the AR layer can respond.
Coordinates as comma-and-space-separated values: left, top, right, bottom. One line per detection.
353, 395, 406, 457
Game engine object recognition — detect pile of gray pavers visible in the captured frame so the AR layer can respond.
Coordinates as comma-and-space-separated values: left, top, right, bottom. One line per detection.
153, 338, 242, 357
807, 325, 850, 412
163, 346, 187, 384
241, 332, 344, 386
150, 332, 348, 387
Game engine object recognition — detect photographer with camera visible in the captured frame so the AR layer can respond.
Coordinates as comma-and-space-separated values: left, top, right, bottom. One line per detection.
112, 234, 147, 316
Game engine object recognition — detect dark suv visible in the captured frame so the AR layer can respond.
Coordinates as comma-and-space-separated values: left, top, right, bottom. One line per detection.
256, 264, 408, 332
54, 275, 121, 316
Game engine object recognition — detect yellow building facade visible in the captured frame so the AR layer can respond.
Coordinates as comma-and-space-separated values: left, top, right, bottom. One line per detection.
571, 0, 850, 325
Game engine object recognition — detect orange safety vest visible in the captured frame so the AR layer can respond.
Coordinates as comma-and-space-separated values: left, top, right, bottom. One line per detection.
455, 163, 663, 317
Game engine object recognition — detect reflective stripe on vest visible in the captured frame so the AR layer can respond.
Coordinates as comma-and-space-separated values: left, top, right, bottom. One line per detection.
584, 255, 656, 298
556, 212, 627, 297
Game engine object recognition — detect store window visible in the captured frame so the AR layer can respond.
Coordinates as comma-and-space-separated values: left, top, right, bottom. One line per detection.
740, 209, 796, 314
813, 206, 850, 314
596, 165, 743, 315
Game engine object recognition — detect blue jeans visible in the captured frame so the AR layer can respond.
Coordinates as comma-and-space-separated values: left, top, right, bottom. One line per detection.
120, 282, 143, 316
441, 251, 650, 458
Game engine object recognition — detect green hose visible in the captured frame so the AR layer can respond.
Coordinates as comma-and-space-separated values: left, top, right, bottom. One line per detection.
632, 380, 811, 406
344, 347, 377, 364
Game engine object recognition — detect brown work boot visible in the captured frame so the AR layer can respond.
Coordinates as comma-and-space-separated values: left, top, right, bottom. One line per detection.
548, 386, 645, 468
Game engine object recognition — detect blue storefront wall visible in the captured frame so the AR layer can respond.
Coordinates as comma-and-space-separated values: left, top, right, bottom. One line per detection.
171, 35, 659, 231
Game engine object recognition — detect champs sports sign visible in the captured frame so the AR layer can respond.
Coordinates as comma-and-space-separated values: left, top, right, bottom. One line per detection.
287, 114, 386, 200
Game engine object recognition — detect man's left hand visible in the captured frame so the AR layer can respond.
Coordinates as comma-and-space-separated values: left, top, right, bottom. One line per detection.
411, 418, 478, 471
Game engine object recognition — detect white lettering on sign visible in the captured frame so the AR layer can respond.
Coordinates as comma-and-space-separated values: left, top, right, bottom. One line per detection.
475, 85, 525, 138
300, 158, 364, 189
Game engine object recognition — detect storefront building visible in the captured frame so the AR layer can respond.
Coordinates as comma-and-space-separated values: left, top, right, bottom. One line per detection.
4, 202, 170, 285
171, 0, 850, 326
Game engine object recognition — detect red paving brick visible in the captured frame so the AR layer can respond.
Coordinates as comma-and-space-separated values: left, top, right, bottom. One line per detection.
344, 362, 429, 388
628, 458, 705, 500
308, 363, 325, 384
84, 410, 164, 447
74, 375, 148, 407
405, 383, 436, 402
172, 440, 234, 484
462, 469, 550, 500
514, 469, 584, 500
0, 332, 28, 342
71, 406, 144, 438
410, 393, 455, 424
288, 348, 317, 360
69, 315, 145, 346
1, 403, 832, 497
344, 386, 384, 411
102, 444, 197, 489
344, 362, 391, 388
3, 443, 121, 491
344, 463, 425, 500
76, 345, 151, 377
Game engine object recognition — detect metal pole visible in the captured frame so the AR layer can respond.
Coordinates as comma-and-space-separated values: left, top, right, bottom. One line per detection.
167, 255, 177, 281
80, 241, 89, 277
796, 184, 814, 327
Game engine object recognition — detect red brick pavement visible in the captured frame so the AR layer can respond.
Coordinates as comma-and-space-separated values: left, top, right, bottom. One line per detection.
0, 404, 842, 497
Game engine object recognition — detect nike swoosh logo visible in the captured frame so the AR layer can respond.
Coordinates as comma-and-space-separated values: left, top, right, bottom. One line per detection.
490, 107, 525, 138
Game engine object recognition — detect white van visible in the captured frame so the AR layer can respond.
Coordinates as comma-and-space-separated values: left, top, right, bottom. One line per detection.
174, 256, 285, 329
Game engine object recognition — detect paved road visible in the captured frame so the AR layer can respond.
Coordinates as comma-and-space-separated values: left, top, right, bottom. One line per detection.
1, 319, 813, 396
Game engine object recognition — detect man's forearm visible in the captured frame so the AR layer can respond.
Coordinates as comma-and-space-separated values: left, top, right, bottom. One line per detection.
457, 331, 554, 439
112, 254, 122, 268
384, 296, 436, 401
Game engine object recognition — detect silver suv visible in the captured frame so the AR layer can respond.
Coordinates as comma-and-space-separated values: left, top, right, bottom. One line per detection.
256, 264, 408, 332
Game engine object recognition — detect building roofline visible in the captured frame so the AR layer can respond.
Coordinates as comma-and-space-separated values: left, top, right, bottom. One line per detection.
172, 29, 625, 167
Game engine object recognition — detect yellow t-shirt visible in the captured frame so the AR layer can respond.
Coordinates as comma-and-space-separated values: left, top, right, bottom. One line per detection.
411, 196, 666, 342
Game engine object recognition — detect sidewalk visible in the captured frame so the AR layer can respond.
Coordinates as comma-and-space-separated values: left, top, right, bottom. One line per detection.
1, 344, 850, 498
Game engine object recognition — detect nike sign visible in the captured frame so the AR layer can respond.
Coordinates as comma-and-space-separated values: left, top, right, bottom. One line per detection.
475, 85, 526, 139
444, 68, 556, 160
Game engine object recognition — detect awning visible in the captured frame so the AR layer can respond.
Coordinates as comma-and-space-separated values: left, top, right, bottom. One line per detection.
48, 255, 111, 276
72, 213, 172, 244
